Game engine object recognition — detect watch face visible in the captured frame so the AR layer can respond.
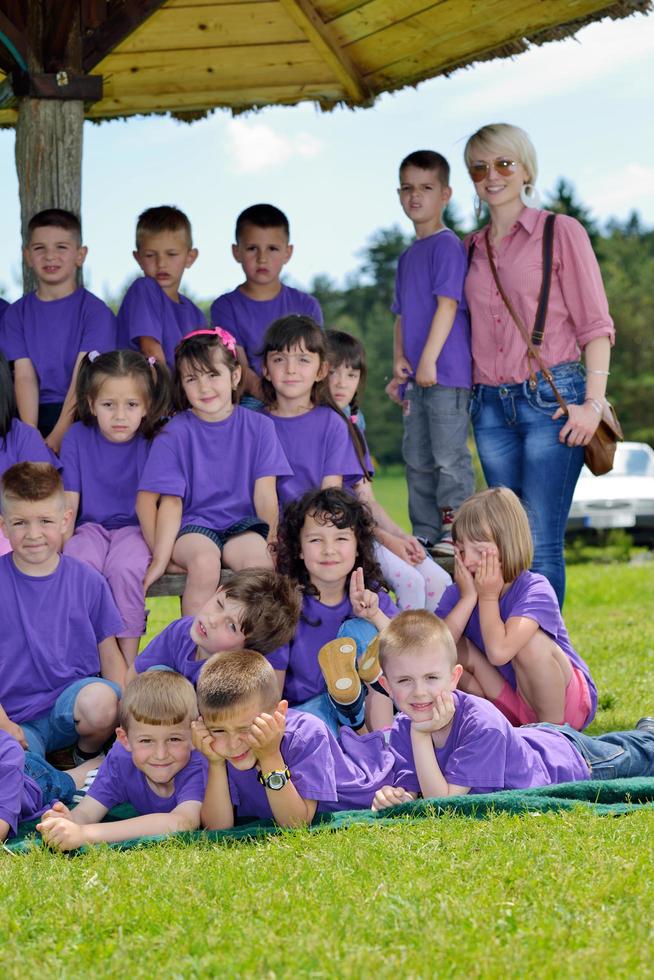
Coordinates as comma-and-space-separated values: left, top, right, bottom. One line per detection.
267, 772, 286, 790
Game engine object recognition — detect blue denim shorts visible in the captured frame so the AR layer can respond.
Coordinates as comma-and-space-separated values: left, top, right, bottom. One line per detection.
24, 751, 76, 804
177, 517, 269, 550
21, 677, 121, 756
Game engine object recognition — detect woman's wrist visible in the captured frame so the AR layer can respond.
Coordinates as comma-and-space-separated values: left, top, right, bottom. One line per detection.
584, 397, 603, 415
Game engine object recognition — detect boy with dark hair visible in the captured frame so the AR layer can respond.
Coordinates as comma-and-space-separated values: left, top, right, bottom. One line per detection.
193, 649, 394, 828
0, 208, 116, 453
117, 205, 205, 369
38, 671, 206, 849
127, 569, 302, 685
391, 151, 474, 554
372, 610, 654, 809
211, 203, 322, 402
0, 462, 125, 763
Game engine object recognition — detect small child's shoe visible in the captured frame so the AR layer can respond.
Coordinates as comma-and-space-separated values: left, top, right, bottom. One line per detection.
318, 638, 361, 705
357, 634, 382, 685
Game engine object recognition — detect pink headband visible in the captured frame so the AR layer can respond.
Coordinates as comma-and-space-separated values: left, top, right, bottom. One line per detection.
177, 326, 237, 356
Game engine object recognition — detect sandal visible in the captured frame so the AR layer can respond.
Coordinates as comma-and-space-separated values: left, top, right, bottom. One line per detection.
357, 634, 382, 685
318, 638, 361, 705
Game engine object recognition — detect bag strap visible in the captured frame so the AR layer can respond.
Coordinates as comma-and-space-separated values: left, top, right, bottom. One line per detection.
484, 220, 568, 416
532, 212, 556, 346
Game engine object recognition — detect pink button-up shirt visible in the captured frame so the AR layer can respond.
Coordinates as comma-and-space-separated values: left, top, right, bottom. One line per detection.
464, 208, 614, 386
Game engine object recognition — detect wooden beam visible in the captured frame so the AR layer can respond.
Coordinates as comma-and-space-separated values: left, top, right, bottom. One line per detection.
277, 0, 371, 103
43, 0, 80, 69
82, 0, 168, 72
0, 9, 29, 73
12, 70, 102, 101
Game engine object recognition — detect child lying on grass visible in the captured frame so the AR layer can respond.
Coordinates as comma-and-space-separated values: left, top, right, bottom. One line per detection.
372, 610, 654, 809
37, 672, 207, 850
192, 649, 394, 828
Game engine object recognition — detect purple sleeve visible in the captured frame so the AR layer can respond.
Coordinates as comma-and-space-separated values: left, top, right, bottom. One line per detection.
15, 422, 61, 469
435, 583, 462, 619
173, 752, 208, 804
210, 294, 237, 333
81, 294, 117, 353
504, 575, 561, 636
1, 301, 28, 361
86, 750, 124, 810
284, 723, 338, 803
252, 416, 293, 480
119, 278, 164, 345
138, 427, 188, 497
59, 428, 82, 493
389, 716, 420, 794
0, 736, 26, 835
265, 642, 290, 671
134, 619, 189, 673
306, 295, 323, 326
430, 234, 466, 301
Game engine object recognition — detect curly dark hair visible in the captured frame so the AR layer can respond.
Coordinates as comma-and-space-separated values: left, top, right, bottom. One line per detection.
275, 487, 388, 600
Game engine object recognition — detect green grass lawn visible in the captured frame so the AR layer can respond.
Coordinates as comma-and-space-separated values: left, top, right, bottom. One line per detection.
2, 476, 654, 976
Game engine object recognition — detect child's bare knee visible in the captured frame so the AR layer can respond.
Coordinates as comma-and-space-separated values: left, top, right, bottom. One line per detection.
74, 683, 119, 731
514, 630, 557, 666
188, 551, 221, 582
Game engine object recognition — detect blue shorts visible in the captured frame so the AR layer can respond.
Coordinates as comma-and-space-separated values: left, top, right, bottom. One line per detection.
177, 517, 269, 550
21, 677, 121, 756
24, 751, 76, 805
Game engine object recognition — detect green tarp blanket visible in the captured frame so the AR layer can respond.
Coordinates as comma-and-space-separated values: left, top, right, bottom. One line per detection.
5, 777, 654, 855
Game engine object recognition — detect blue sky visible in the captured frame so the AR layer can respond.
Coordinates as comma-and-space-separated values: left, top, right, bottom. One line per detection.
1, 11, 653, 303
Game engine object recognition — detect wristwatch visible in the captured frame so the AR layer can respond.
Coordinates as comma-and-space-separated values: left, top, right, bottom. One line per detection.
257, 767, 291, 790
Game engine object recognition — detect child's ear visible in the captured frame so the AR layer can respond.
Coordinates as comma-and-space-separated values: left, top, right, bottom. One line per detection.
185, 248, 198, 269
115, 727, 131, 752
377, 674, 392, 699
275, 699, 288, 717
60, 507, 74, 535
451, 664, 463, 690
231, 364, 242, 388
231, 243, 241, 263
133, 249, 144, 269
316, 360, 329, 382
23, 246, 34, 269
282, 243, 293, 265
75, 245, 88, 268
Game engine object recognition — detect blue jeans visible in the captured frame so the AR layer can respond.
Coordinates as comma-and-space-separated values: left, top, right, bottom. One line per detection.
24, 752, 76, 804
470, 362, 586, 607
543, 724, 654, 780
402, 382, 474, 542
22, 677, 122, 756
297, 618, 379, 734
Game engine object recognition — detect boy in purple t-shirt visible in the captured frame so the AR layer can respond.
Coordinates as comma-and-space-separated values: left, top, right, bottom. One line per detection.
211, 204, 322, 404
372, 610, 654, 809
117, 205, 205, 370
391, 151, 474, 553
0, 209, 116, 454
192, 650, 394, 828
38, 671, 207, 850
0, 463, 125, 763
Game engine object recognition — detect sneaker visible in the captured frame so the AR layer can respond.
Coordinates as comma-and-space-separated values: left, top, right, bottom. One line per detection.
318, 638, 362, 706
431, 507, 456, 556
636, 717, 654, 733
357, 634, 382, 686
72, 746, 105, 767
72, 768, 100, 803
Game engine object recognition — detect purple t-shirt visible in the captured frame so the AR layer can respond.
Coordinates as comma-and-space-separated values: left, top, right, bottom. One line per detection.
0, 731, 44, 836
0, 418, 60, 476
436, 570, 597, 725
60, 422, 150, 529
391, 229, 471, 388
88, 741, 208, 813
134, 617, 204, 684
139, 407, 292, 530
211, 285, 323, 375
117, 276, 206, 370
267, 590, 397, 705
390, 690, 590, 795
0, 554, 124, 723
227, 708, 394, 819
0, 288, 116, 403
268, 406, 363, 506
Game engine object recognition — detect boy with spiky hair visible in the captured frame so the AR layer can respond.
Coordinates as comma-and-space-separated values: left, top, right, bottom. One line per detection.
0, 208, 116, 453
38, 671, 207, 850
211, 203, 322, 402
117, 205, 205, 369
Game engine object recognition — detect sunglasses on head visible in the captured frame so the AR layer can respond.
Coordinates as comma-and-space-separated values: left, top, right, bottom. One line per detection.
468, 158, 518, 183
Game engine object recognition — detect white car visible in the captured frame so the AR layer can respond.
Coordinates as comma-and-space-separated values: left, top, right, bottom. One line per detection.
567, 442, 654, 543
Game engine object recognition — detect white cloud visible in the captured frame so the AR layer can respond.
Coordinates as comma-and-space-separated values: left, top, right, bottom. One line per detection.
585, 163, 654, 218
225, 119, 322, 173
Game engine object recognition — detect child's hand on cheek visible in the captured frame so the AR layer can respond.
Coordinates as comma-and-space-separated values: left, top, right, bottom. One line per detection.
411, 691, 455, 733
247, 701, 288, 767
453, 549, 476, 601
191, 719, 227, 765
474, 548, 504, 601
349, 567, 380, 621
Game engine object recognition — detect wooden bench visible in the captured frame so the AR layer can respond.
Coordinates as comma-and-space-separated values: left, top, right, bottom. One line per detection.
145, 552, 455, 599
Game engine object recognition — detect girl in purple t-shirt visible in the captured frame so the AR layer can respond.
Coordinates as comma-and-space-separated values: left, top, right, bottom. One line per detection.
0, 352, 60, 556
325, 329, 451, 613
61, 350, 171, 666
273, 487, 398, 733
138, 329, 290, 616
260, 315, 368, 506
437, 487, 596, 730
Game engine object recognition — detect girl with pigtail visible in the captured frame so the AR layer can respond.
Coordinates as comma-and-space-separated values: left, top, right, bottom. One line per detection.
61, 349, 171, 665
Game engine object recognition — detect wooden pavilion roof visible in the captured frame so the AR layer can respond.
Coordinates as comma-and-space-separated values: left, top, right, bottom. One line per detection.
0, 0, 650, 124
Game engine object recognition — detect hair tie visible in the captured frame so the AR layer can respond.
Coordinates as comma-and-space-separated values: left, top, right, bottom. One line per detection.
177, 326, 237, 356
147, 356, 156, 366
88, 350, 100, 363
